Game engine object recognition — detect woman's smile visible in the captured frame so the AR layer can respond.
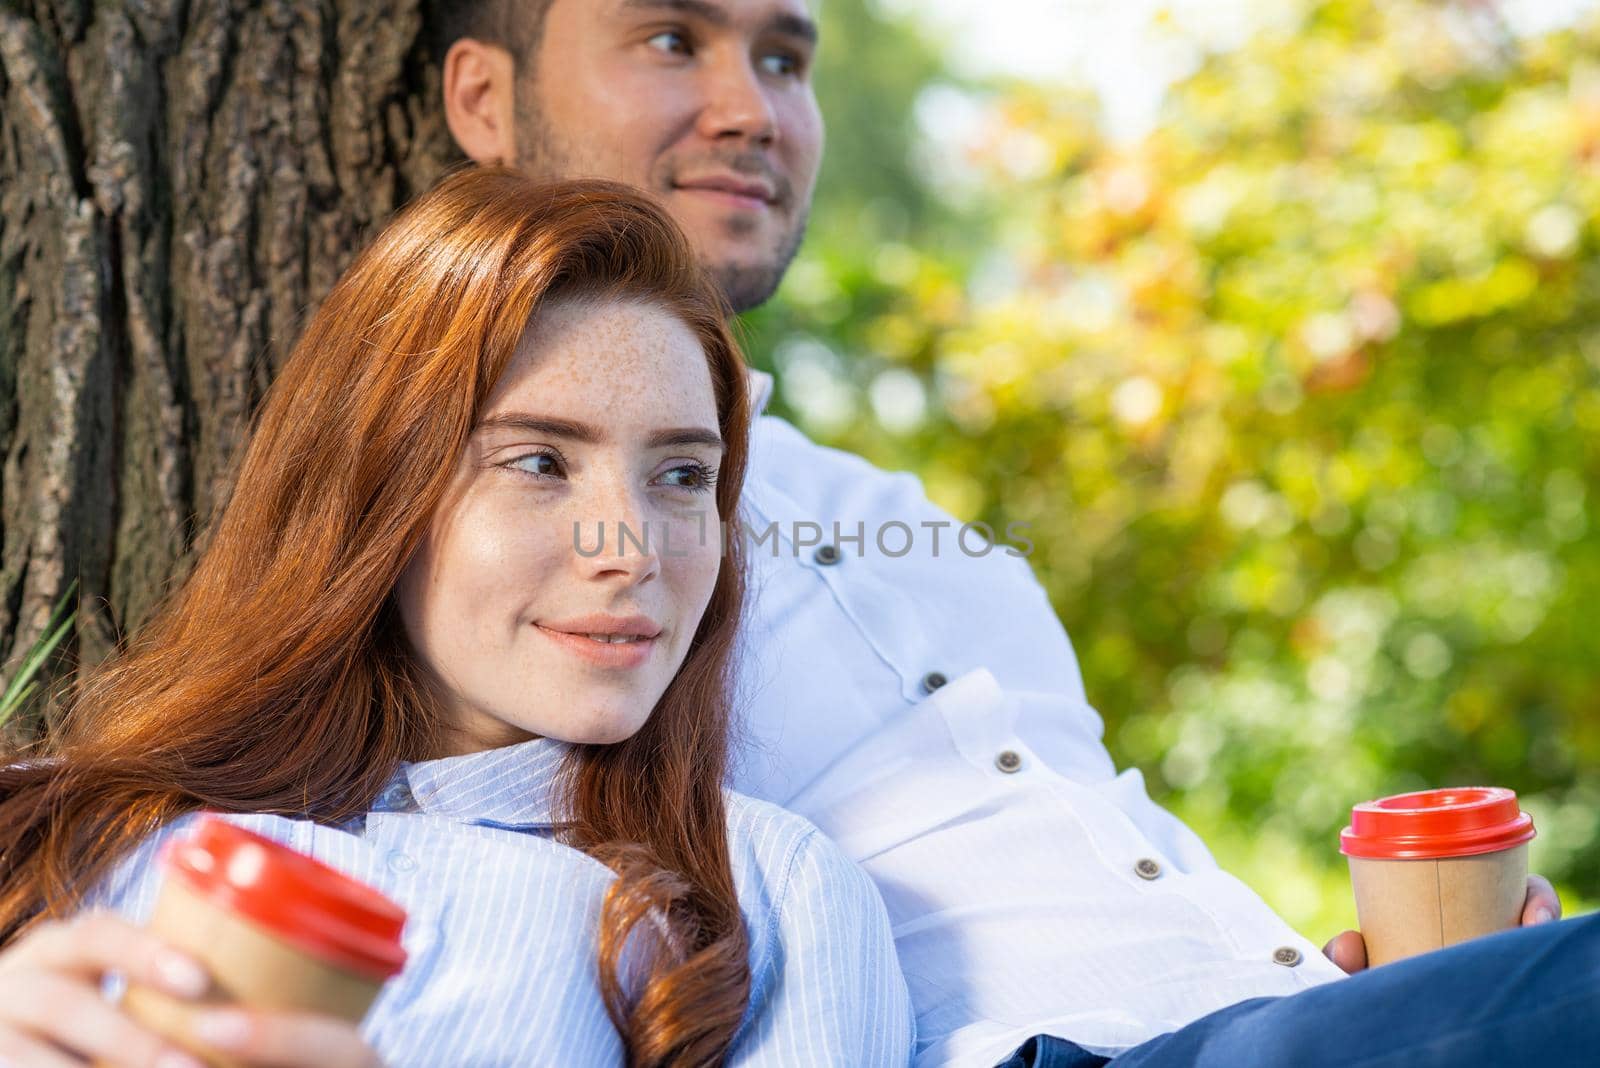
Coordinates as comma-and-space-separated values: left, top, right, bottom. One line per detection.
533, 614, 662, 670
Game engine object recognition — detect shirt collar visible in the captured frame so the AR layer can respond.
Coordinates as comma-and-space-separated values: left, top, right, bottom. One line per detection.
747, 368, 774, 416
380, 736, 570, 829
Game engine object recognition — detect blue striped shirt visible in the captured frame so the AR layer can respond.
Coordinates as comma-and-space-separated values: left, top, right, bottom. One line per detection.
90, 737, 914, 1066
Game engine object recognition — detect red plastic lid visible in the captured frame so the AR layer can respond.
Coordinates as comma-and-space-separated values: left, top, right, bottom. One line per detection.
1339, 787, 1536, 860
162, 815, 407, 980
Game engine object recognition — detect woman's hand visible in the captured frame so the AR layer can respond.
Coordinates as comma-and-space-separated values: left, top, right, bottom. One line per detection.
0, 911, 381, 1067
1321, 874, 1563, 973
0, 911, 212, 1067
181, 1009, 382, 1068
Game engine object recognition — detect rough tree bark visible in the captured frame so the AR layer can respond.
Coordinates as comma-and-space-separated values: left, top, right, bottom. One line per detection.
0, 0, 457, 730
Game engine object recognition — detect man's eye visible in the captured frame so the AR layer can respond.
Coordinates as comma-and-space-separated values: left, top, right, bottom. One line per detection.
647, 30, 692, 56
758, 52, 803, 77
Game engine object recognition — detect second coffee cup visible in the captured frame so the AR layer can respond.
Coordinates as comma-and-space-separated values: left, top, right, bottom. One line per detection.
1339, 786, 1534, 967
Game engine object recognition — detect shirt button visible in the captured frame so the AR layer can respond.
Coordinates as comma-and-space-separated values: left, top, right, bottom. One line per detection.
1134, 858, 1163, 881
813, 544, 841, 565
1272, 946, 1303, 967
377, 783, 413, 811
994, 750, 1023, 774
387, 850, 417, 874
920, 671, 948, 694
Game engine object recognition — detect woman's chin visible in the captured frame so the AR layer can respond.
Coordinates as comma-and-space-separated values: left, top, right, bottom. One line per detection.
539, 706, 654, 747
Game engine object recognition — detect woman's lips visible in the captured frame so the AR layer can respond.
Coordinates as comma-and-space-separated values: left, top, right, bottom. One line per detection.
534, 624, 658, 669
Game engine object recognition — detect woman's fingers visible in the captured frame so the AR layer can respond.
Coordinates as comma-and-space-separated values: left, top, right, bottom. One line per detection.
190, 1009, 382, 1068
0, 1025, 85, 1068
11, 913, 208, 998
0, 913, 379, 1068
0, 913, 212, 1068
0, 971, 204, 1068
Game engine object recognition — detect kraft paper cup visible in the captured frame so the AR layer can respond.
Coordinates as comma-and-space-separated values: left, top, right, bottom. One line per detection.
108, 816, 407, 1068
1340, 787, 1535, 967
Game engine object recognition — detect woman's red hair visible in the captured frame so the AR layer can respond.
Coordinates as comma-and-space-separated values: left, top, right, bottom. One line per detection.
0, 167, 753, 1067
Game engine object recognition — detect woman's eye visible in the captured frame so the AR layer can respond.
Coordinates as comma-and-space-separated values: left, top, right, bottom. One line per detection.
647, 30, 692, 56
507, 450, 566, 480
654, 462, 718, 492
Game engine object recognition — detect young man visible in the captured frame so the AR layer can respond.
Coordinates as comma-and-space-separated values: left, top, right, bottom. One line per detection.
435, 2, 1592, 1065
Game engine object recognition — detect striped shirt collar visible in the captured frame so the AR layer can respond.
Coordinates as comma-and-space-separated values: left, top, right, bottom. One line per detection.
383, 736, 571, 829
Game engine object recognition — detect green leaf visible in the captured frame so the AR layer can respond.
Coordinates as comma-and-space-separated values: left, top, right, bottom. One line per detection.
0, 578, 79, 729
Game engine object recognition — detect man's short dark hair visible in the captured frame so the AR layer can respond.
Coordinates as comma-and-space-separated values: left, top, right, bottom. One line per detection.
428, 0, 556, 67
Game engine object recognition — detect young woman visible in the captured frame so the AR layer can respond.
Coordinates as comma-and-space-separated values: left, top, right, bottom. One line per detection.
0, 169, 913, 1068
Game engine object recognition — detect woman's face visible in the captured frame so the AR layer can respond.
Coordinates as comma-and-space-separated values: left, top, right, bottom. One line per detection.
396, 297, 726, 753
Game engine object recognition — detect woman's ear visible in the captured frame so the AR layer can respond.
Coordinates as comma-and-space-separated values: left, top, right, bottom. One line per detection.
442, 39, 520, 166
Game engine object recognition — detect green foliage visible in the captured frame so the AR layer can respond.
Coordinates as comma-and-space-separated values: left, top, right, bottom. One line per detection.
754, 0, 1600, 932
0, 579, 77, 731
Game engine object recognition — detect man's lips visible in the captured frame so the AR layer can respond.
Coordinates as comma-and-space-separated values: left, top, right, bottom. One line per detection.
673, 174, 779, 210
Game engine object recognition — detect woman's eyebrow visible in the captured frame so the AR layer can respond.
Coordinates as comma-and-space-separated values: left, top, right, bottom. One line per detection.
648, 427, 723, 449
475, 412, 722, 449
476, 413, 601, 441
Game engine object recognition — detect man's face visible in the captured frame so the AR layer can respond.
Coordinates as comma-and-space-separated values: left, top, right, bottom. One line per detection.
519, 0, 824, 312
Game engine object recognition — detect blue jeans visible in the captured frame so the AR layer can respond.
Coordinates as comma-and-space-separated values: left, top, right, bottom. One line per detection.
996, 910, 1600, 1067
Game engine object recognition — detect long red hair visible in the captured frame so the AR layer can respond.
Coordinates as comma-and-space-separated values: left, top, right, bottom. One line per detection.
0, 167, 753, 1067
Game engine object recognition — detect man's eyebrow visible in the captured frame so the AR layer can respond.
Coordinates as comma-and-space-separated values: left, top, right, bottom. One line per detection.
619, 0, 819, 45
475, 413, 722, 450
621, 0, 730, 27
767, 12, 818, 45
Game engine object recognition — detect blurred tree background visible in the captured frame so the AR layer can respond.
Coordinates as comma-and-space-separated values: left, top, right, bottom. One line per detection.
744, 0, 1600, 935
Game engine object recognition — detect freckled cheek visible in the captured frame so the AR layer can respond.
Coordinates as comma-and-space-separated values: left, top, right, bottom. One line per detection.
664, 536, 724, 630
439, 509, 574, 610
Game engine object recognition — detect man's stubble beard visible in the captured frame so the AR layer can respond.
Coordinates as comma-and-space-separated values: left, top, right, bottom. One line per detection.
705, 207, 809, 314
514, 104, 810, 315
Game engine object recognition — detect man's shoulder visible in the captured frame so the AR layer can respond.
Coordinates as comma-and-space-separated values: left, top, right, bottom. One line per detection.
750, 412, 894, 473
748, 412, 948, 514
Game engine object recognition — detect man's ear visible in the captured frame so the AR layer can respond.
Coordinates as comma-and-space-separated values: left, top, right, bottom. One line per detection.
442, 38, 519, 165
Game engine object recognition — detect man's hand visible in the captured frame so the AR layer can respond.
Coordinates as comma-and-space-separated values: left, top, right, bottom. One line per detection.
1321, 873, 1562, 974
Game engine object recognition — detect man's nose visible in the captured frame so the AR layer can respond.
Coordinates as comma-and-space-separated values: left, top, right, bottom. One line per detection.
695, 51, 778, 145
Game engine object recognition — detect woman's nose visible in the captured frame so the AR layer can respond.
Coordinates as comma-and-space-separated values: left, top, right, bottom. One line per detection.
571, 486, 661, 585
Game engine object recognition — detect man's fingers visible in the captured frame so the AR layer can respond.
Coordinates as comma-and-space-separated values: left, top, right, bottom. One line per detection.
1319, 929, 1369, 974
1521, 874, 1561, 925
190, 1009, 381, 1068
14, 913, 209, 998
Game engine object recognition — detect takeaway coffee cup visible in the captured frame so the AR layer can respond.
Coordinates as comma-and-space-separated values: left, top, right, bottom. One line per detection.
1339, 787, 1535, 967
115, 815, 407, 1068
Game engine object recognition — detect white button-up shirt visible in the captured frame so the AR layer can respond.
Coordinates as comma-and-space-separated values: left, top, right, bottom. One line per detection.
735, 371, 1346, 1067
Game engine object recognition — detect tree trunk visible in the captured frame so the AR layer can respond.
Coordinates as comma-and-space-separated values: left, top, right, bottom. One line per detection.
0, 0, 456, 730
